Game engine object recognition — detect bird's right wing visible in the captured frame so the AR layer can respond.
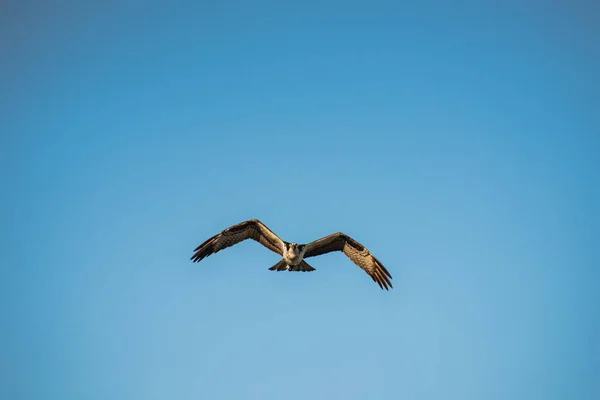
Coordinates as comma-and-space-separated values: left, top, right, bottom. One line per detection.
191, 219, 285, 263
303, 232, 393, 290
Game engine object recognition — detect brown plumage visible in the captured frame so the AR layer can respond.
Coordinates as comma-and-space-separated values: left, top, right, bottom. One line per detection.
303, 232, 393, 290
190, 219, 284, 262
191, 219, 393, 290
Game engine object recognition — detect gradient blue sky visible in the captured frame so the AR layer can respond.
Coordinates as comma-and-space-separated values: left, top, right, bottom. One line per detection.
2, 1, 598, 399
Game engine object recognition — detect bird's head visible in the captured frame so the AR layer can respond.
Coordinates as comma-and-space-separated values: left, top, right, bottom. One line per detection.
286, 242, 304, 256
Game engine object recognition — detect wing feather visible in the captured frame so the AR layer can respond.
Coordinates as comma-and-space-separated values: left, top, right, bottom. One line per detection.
191, 219, 285, 263
303, 232, 393, 290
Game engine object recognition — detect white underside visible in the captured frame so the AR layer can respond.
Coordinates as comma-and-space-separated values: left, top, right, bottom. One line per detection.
284, 255, 303, 266
283, 246, 307, 266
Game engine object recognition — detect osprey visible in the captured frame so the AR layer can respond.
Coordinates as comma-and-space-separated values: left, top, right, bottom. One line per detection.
190, 219, 393, 290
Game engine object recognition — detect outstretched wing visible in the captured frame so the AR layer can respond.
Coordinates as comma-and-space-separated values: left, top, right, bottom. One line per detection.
303, 232, 393, 290
191, 219, 285, 263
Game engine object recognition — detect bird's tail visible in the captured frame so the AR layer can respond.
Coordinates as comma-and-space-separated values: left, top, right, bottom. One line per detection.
291, 260, 316, 272
268, 260, 289, 271
268, 260, 316, 272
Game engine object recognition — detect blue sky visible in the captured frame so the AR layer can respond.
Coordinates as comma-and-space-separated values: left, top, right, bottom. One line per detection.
1, 1, 598, 399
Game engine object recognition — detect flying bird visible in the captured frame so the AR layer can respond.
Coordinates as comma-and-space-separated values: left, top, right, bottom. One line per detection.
190, 219, 393, 290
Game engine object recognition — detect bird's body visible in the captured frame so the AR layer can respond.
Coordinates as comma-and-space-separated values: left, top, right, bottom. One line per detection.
190, 219, 393, 290
283, 243, 307, 266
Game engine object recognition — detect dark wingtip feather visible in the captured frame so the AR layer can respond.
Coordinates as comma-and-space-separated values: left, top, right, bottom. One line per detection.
368, 259, 393, 290
193, 234, 217, 252
373, 258, 393, 290
372, 256, 393, 280
191, 235, 218, 263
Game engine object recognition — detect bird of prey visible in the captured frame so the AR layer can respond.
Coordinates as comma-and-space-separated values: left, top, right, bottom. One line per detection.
190, 219, 393, 290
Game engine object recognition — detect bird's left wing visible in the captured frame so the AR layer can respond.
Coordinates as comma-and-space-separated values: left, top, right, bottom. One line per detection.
191, 219, 285, 263
303, 232, 393, 290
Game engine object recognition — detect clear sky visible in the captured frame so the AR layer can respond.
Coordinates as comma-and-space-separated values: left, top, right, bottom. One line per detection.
1, 1, 598, 399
